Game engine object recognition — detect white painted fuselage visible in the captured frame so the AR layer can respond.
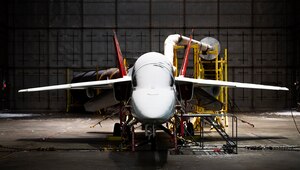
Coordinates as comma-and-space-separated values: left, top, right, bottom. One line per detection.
131, 52, 176, 124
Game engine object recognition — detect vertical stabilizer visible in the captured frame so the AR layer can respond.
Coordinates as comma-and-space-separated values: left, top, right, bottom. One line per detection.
113, 30, 127, 77
179, 34, 193, 77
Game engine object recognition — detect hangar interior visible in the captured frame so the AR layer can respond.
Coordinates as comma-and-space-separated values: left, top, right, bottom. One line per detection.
0, 0, 299, 112
1, 1, 300, 169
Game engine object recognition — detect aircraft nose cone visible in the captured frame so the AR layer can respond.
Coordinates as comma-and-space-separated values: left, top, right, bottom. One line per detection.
132, 88, 176, 123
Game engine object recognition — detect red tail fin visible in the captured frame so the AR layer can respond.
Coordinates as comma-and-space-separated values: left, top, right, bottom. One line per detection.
179, 33, 193, 77
113, 30, 127, 77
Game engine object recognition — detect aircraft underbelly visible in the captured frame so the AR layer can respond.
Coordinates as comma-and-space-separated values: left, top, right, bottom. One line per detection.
84, 89, 118, 112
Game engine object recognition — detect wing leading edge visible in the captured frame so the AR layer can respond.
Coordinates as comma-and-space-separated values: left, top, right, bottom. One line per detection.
175, 76, 289, 91
18, 76, 131, 93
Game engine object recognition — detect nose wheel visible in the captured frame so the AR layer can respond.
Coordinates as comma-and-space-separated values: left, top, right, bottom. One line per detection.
150, 135, 156, 151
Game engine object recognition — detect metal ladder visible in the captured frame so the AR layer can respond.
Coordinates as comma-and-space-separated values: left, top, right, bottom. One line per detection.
203, 116, 237, 153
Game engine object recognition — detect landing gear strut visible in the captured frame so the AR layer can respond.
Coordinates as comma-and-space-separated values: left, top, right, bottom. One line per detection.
145, 124, 157, 150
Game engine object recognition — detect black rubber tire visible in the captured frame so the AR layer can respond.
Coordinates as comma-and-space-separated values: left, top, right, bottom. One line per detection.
187, 122, 194, 136
150, 136, 156, 151
113, 123, 121, 136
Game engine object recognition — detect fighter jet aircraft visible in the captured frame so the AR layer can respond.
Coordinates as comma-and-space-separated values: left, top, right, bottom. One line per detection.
19, 31, 289, 148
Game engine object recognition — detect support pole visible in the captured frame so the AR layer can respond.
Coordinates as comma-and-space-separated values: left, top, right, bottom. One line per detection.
174, 117, 178, 150
181, 101, 187, 136
180, 112, 184, 137
131, 126, 135, 152
119, 104, 123, 127
200, 117, 204, 149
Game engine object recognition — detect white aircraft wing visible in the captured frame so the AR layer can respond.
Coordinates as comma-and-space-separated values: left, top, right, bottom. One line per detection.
18, 76, 132, 93
175, 76, 289, 91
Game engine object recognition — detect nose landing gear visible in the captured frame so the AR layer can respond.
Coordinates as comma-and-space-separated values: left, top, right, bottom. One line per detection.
145, 124, 157, 150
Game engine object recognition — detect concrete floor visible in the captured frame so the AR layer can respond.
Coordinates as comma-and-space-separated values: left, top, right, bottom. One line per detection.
0, 112, 300, 170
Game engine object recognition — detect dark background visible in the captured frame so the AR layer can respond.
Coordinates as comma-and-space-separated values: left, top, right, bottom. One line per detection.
0, 0, 299, 112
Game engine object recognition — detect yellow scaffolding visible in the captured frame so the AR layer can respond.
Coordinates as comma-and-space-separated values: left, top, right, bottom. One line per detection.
173, 44, 229, 128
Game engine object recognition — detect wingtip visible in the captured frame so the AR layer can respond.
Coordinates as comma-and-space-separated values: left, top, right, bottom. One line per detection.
279, 87, 289, 91
18, 89, 27, 93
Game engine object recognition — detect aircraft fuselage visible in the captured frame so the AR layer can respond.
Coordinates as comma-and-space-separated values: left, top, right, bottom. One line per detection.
131, 52, 176, 124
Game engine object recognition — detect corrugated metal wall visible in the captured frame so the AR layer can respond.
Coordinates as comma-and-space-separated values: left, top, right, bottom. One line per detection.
4, 0, 300, 111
